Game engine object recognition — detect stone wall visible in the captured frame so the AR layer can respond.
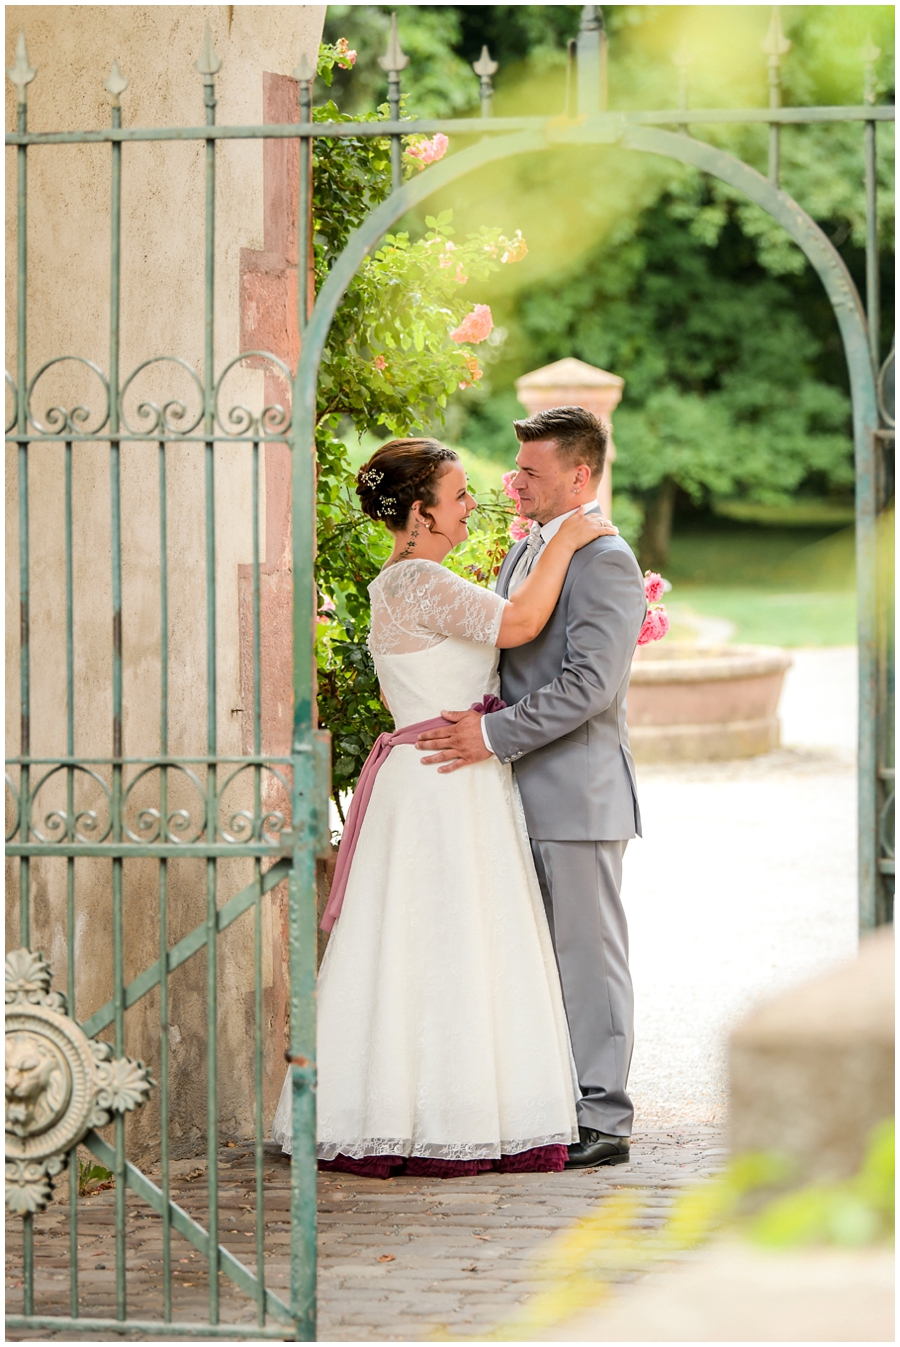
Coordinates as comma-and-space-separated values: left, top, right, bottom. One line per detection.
5, 4, 325, 1158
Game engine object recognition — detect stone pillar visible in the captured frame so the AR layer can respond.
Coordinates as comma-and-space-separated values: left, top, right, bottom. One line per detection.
729, 926, 894, 1180
514, 357, 624, 519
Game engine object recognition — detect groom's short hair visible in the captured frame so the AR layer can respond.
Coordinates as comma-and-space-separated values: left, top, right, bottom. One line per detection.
513, 406, 609, 480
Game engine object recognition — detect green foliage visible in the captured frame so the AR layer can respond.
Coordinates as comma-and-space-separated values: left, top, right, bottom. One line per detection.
750, 1119, 895, 1248
311, 45, 528, 800
316, 37, 357, 88
488, 201, 855, 518
78, 1159, 114, 1197
321, 6, 480, 117
320, 5, 585, 117
445, 489, 521, 588
609, 493, 645, 548
332, 6, 892, 566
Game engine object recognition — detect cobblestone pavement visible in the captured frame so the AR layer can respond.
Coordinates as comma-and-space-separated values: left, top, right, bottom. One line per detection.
7, 1129, 726, 1341
8, 653, 851, 1339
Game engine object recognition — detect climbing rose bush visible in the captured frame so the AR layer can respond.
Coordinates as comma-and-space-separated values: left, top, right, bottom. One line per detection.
317, 38, 356, 83
312, 46, 531, 805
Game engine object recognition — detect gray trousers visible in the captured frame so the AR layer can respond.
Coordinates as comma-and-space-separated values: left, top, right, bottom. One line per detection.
530, 839, 634, 1137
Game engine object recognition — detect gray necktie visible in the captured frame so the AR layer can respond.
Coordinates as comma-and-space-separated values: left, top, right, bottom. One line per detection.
507, 525, 544, 595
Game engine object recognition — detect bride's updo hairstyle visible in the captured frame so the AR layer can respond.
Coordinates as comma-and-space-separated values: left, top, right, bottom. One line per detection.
356, 438, 459, 532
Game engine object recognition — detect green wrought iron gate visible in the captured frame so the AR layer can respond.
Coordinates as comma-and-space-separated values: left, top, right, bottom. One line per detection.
5, 5, 895, 1341
6, 22, 326, 1341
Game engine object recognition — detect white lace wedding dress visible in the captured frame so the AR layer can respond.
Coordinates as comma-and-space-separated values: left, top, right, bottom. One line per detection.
272, 559, 578, 1171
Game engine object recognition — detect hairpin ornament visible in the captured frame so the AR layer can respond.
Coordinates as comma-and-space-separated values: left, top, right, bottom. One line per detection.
359, 468, 384, 488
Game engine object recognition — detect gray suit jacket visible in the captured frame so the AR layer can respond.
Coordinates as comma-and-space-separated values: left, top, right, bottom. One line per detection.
487, 532, 646, 842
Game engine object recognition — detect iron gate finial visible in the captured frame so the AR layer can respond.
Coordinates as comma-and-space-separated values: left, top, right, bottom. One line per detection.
7, 31, 36, 104
378, 12, 409, 77
104, 60, 129, 107
577, 3, 607, 114
761, 8, 791, 65
379, 13, 409, 189
293, 52, 315, 86
195, 19, 223, 77
472, 45, 498, 118
861, 35, 881, 106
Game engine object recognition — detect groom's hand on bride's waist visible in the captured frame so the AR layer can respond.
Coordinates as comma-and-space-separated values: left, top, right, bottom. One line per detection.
416, 710, 492, 773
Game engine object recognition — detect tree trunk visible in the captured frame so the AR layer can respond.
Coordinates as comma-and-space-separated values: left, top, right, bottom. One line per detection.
638, 478, 677, 572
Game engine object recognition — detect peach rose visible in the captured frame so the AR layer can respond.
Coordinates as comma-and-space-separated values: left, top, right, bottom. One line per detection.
450, 304, 493, 344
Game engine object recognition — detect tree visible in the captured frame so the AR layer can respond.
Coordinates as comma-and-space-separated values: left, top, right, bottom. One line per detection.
317, 8, 893, 568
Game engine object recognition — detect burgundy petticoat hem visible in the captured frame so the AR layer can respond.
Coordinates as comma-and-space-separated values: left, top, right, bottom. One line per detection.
318, 1144, 567, 1179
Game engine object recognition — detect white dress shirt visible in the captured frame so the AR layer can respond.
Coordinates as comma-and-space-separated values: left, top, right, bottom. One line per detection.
480, 501, 600, 755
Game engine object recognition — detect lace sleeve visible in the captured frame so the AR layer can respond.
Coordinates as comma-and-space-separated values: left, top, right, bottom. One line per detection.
370, 560, 507, 654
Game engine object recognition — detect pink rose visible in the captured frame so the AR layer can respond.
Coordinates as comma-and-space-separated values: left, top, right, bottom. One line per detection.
510, 516, 531, 542
501, 470, 520, 503
644, 571, 665, 603
438, 241, 456, 269
373, 354, 386, 371
334, 37, 357, 67
406, 133, 449, 166
317, 594, 336, 626
637, 605, 670, 646
450, 304, 493, 344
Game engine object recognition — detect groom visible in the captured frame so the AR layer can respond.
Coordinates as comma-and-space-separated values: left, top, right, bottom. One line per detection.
417, 406, 646, 1168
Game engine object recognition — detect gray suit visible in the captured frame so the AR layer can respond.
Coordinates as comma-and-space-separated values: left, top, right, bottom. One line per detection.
487, 532, 646, 1136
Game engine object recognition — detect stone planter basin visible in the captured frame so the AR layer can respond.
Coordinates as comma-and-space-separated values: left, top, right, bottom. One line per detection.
628, 641, 792, 763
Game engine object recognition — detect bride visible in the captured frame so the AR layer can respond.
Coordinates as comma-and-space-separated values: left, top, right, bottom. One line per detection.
272, 437, 615, 1176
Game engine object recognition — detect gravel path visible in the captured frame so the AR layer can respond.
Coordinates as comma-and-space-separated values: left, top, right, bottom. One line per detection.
626, 646, 858, 1128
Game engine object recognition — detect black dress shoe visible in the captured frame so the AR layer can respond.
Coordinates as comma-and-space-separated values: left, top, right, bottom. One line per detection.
565, 1127, 630, 1169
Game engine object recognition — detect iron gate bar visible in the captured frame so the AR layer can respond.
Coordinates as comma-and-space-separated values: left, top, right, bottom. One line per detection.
5, 1318, 292, 1341
200, 30, 222, 1324
80, 858, 292, 1038
80, 1134, 294, 1327
158, 430, 172, 1320
5, 104, 896, 146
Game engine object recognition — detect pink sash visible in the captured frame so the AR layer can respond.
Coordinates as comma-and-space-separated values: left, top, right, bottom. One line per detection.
320, 695, 505, 932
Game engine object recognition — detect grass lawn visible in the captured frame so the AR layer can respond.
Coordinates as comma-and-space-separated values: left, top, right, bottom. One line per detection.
663, 521, 856, 647
665, 522, 855, 590
668, 587, 856, 647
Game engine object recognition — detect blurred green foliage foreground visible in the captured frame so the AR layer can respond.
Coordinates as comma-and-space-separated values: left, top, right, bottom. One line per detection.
471, 1118, 894, 1341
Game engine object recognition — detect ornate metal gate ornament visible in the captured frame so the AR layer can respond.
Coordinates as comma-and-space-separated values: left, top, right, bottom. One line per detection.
5, 949, 152, 1214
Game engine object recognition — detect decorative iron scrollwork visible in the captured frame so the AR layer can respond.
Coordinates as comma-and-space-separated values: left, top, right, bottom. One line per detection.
5, 949, 153, 1214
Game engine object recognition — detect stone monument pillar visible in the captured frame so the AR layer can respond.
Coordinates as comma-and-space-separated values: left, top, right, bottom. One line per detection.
515, 357, 624, 519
